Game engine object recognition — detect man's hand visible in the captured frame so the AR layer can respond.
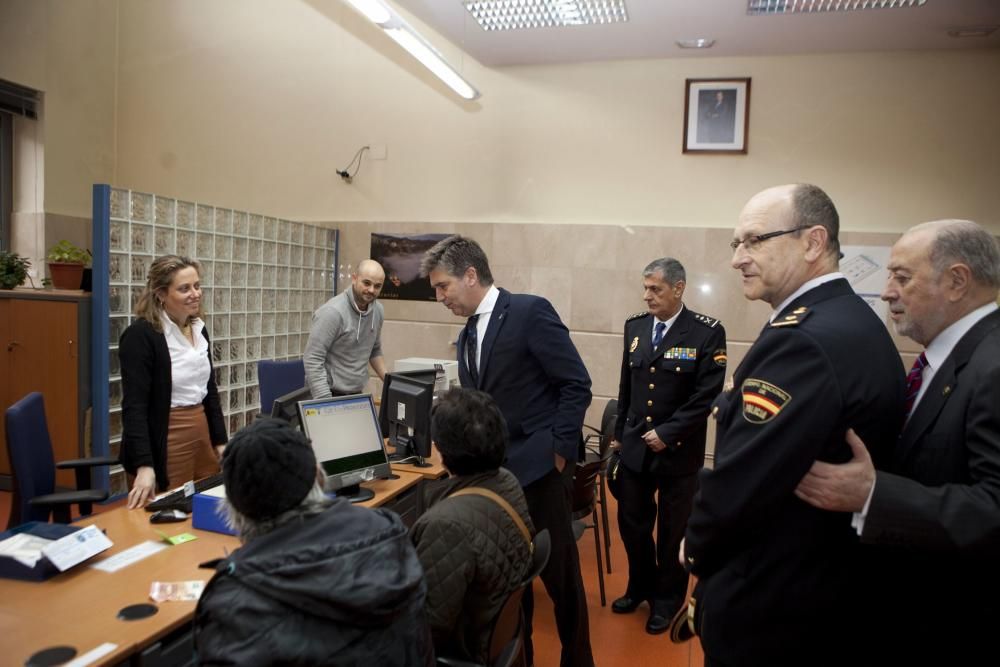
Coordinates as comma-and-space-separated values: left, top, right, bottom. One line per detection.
678, 537, 686, 567
555, 452, 566, 472
128, 466, 156, 509
610, 438, 622, 450
642, 430, 667, 453
794, 428, 875, 512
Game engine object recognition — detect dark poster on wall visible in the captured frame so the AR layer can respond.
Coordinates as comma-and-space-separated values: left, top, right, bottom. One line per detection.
370, 232, 449, 301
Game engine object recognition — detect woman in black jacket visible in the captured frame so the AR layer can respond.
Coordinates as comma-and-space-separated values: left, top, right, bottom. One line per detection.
119, 254, 227, 509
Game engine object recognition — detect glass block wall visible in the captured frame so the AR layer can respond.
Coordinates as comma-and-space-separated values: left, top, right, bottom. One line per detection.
93, 185, 338, 495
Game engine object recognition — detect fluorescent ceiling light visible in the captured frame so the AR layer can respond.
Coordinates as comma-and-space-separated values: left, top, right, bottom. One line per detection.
676, 38, 715, 49
343, 0, 480, 100
343, 0, 391, 24
747, 0, 926, 14
464, 0, 629, 32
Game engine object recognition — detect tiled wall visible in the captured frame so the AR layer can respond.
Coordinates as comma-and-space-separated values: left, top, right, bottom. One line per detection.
337, 221, 915, 456
102, 189, 338, 493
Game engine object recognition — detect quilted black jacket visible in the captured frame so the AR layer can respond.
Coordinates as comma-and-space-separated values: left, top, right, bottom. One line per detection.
194, 499, 434, 666
410, 468, 534, 663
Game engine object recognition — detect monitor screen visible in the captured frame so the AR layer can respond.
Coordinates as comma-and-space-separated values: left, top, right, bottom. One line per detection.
270, 385, 311, 429
297, 393, 391, 503
382, 373, 434, 467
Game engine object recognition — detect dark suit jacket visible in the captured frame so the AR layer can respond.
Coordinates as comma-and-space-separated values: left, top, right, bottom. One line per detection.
119, 318, 228, 491
863, 308, 1000, 651
614, 307, 727, 477
456, 288, 592, 487
684, 279, 905, 665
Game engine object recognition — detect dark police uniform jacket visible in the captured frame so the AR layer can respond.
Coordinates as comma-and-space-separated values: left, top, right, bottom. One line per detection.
614, 307, 727, 477
684, 278, 905, 666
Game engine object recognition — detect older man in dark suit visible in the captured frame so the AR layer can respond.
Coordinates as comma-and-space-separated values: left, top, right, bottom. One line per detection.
681, 184, 905, 667
421, 235, 594, 667
796, 219, 1000, 662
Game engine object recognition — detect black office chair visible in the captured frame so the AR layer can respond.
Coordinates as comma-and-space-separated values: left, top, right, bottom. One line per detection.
582, 398, 617, 574
437, 529, 551, 667
5, 392, 116, 529
571, 454, 610, 606
257, 358, 306, 414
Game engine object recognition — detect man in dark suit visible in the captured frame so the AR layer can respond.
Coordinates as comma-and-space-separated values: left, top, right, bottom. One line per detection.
611, 257, 726, 634
795, 219, 1000, 661
420, 235, 594, 667
680, 184, 905, 666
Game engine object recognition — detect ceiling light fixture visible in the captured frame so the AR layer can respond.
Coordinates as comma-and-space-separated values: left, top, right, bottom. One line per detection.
343, 0, 480, 100
463, 0, 629, 32
676, 38, 716, 49
747, 0, 926, 14
946, 25, 998, 39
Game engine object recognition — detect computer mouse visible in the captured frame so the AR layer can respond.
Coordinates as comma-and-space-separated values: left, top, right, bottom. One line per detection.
150, 509, 188, 523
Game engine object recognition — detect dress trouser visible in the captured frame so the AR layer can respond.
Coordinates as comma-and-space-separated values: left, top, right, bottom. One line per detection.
616, 464, 698, 614
521, 465, 594, 667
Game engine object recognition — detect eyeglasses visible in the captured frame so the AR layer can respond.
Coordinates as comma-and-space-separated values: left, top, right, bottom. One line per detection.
730, 227, 806, 252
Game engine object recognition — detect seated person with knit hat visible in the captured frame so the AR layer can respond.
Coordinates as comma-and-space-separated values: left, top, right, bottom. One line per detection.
194, 418, 433, 667
410, 388, 535, 664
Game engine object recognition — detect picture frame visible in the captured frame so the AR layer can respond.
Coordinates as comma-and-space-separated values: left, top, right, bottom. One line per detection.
683, 78, 751, 154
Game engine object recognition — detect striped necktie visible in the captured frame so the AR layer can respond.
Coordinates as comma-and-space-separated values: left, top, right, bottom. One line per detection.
465, 314, 480, 384
903, 352, 928, 417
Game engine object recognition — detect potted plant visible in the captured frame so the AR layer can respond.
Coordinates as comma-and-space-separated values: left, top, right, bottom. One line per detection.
47, 239, 90, 290
0, 251, 31, 289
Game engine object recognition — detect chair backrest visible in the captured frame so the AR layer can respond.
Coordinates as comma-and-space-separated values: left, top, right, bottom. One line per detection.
600, 399, 618, 454
257, 359, 306, 413
571, 458, 604, 518
482, 529, 551, 667
5, 392, 57, 526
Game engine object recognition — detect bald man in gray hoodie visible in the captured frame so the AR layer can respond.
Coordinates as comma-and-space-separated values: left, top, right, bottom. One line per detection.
303, 259, 388, 398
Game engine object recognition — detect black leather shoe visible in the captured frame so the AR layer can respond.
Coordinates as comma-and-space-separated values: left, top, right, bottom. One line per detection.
646, 612, 670, 635
611, 595, 643, 614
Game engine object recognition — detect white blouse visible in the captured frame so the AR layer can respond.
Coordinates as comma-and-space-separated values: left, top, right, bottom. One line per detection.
160, 313, 211, 408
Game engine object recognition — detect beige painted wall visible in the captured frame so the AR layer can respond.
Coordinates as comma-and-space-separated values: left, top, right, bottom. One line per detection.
105, 1, 1000, 232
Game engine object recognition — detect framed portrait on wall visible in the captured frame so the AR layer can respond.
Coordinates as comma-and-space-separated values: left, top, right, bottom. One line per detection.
683, 78, 751, 154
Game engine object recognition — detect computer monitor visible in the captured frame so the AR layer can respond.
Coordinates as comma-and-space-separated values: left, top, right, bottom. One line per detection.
297, 393, 391, 503
380, 371, 434, 468
270, 386, 311, 429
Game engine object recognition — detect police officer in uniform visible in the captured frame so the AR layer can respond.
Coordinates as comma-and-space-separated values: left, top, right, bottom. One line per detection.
611, 257, 727, 634
680, 184, 904, 666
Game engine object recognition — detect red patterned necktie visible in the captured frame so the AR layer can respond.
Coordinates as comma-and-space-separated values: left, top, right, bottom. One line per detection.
903, 352, 928, 417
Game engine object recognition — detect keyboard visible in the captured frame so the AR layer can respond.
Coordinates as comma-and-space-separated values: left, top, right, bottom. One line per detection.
145, 473, 225, 513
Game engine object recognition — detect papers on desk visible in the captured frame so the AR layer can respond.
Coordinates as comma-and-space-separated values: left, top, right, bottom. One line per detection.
0, 525, 112, 571
91, 540, 168, 573
149, 580, 205, 602
0, 532, 53, 568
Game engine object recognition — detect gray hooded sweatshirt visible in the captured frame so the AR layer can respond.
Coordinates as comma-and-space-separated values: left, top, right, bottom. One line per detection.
303, 287, 384, 398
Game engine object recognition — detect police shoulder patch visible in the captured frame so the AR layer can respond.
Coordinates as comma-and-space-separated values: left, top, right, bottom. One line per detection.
626, 311, 649, 323
712, 348, 728, 367
691, 312, 720, 328
740, 378, 791, 424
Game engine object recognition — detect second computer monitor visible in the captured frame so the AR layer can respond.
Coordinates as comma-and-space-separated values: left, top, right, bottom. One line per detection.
270, 386, 311, 429
380, 371, 434, 467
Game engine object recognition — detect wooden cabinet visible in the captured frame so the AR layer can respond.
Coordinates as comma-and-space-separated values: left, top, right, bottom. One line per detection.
0, 290, 91, 489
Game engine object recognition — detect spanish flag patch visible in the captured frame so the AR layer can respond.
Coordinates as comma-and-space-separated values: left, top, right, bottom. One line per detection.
740, 378, 791, 424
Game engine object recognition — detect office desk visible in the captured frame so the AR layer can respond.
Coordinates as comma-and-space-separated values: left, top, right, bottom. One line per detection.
389, 444, 448, 480
1, 471, 423, 666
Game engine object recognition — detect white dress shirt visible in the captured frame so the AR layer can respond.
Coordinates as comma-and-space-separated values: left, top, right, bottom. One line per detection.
470, 285, 500, 370
161, 313, 210, 408
652, 306, 684, 346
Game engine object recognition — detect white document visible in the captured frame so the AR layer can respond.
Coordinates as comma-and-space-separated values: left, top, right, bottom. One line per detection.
90, 540, 168, 573
42, 525, 113, 572
64, 643, 118, 667
0, 533, 54, 568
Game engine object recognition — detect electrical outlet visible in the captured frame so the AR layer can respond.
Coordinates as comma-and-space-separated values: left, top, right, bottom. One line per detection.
368, 143, 387, 160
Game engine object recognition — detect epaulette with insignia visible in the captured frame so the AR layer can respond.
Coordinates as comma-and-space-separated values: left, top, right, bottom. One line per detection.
769, 305, 812, 328
626, 311, 649, 322
691, 312, 720, 328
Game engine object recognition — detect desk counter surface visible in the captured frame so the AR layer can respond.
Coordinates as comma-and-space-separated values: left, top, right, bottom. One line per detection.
0, 471, 423, 665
